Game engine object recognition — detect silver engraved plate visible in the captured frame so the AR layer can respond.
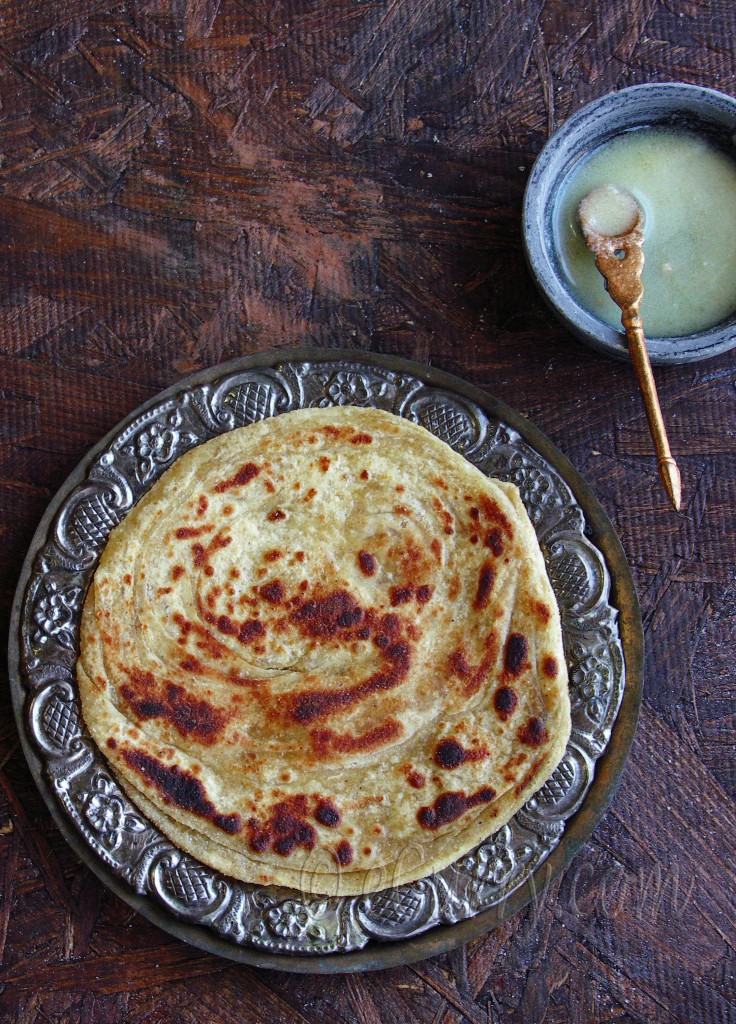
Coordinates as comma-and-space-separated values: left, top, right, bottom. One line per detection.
12, 353, 635, 963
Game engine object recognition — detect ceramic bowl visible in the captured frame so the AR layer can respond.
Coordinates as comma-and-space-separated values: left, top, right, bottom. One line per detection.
523, 82, 736, 364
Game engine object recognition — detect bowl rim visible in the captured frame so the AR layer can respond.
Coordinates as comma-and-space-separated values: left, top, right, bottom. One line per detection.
522, 81, 736, 365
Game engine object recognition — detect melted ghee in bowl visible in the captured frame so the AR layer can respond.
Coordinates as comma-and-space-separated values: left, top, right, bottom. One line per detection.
554, 128, 736, 337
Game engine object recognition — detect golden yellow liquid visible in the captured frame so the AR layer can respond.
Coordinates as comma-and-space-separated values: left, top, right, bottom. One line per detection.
554, 128, 736, 337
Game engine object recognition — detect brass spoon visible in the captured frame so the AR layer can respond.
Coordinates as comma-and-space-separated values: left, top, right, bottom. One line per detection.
578, 185, 682, 512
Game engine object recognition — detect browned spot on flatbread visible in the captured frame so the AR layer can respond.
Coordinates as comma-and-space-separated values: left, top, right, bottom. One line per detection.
449, 648, 471, 677
289, 643, 410, 724
543, 656, 559, 678
173, 612, 227, 660
247, 796, 316, 857
238, 619, 265, 644
176, 525, 212, 539
432, 497, 455, 535
403, 767, 426, 788
358, 550, 378, 576
504, 633, 529, 676
315, 799, 341, 827
310, 719, 403, 757
493, 686, 518, 721
519, 717, 548, 747
120, 668, 226, 745
290, 589, 363, 638
214, 462, 260, 493
417, 786, 496, 830
122, 748, 242, 834
485, 528, 504, 556
535, 601, 551, 624
334, 840, 354, 865
463, 631, 499, 697
506, 752, 526, 771
474, 561, 495, 610
478, 495, 514, 539
285, 599, 412, 724
434, 738, 489, 769
259, 581, 285, 604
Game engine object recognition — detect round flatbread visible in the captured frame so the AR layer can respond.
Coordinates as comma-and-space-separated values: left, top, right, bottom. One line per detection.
78, 406, 570, 895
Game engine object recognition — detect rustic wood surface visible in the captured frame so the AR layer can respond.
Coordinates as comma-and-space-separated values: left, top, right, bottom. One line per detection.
1, 0, 735, 1021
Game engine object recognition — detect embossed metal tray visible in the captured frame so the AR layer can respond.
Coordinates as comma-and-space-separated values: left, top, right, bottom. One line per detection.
9, 350, 642, 972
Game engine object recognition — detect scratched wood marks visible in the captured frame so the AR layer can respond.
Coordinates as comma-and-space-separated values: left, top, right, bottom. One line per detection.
0, 0, 735, 1021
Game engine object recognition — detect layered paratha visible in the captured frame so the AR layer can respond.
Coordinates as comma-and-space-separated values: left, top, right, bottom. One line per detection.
78, 406, 570, 895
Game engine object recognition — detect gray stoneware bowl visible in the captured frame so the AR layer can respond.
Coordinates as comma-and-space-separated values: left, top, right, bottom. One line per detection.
523, 82, 736, 364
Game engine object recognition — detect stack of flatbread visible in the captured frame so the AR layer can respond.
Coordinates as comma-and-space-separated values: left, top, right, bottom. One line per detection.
78, 407, 570, 895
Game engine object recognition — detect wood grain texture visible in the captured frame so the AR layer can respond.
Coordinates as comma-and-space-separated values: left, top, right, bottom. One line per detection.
0, 0, 734, 1021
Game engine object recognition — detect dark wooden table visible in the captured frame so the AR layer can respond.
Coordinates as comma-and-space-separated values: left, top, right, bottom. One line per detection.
1, 1, 735, 1021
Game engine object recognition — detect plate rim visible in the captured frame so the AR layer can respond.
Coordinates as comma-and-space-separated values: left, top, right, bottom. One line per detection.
7, 346, 643, 973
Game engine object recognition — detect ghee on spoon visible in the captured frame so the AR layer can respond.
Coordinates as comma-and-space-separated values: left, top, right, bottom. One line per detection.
579, 184, 642, 239
578, 185, 682, 511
